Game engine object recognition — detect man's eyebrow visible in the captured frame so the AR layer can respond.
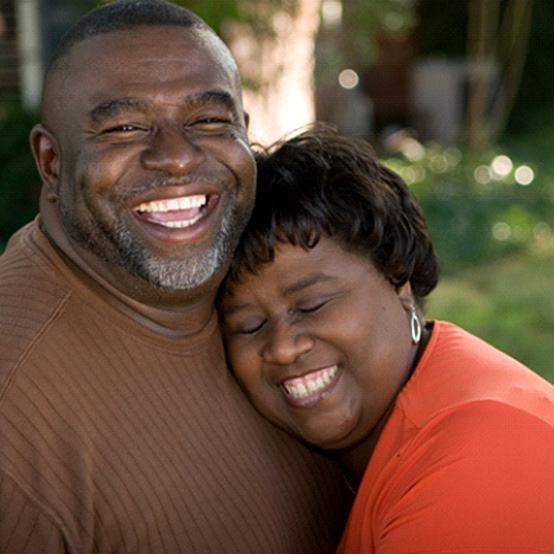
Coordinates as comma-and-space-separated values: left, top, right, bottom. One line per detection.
90, 91, 237, 123
91, 97, 153, 122
184, 90, 237, 111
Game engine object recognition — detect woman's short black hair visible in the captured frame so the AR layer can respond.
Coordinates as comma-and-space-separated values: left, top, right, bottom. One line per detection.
227, 124, 440, 302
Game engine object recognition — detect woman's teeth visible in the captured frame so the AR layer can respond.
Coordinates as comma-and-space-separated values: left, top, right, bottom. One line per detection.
282, 365, 338, 399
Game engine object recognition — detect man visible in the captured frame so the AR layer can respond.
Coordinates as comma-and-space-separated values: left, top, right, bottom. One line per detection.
0, 1, 348, 552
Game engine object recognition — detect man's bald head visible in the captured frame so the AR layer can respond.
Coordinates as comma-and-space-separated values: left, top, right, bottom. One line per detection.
42, 0, 240, 124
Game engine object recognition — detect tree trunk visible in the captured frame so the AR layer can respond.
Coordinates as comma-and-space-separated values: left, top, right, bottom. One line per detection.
464, 0, 533, 150
226, 0, 322, 146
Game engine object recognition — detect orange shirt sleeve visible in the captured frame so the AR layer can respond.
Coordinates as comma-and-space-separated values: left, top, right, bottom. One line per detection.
338, 401, 554, 553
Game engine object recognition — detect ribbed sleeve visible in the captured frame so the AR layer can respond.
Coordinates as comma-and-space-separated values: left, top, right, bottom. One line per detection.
0, 473, 66, 553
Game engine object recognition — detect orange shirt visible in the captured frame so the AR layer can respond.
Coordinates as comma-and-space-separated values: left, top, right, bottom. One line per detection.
337, 321, 554, 553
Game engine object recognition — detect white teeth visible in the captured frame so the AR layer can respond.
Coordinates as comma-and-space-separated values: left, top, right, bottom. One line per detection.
152, 212, 204, 229
283, 365, 338, 399
135, 195, 207, 213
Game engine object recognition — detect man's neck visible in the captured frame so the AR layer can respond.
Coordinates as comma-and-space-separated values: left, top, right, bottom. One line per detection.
39, 219, 218, 339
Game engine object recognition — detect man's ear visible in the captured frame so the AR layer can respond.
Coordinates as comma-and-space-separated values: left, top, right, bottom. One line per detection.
30, 124, 60, 202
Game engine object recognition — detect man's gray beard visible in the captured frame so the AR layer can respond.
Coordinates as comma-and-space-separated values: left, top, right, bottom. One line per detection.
60, 198, 246, 291
114, 208, 238, 290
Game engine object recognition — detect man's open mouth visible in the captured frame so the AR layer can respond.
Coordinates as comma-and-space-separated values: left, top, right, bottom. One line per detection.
134, 194, 209, 229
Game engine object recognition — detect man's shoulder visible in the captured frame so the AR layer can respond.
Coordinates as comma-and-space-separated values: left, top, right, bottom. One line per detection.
0, 222, 72, 391
0, 220, 71, 305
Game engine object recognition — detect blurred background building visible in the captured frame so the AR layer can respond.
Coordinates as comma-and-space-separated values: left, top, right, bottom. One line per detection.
2, 0, 551, 147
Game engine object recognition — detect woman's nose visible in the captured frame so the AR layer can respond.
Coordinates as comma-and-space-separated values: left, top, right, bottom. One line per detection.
141, 123, 206, 175
261, 322, 314, 365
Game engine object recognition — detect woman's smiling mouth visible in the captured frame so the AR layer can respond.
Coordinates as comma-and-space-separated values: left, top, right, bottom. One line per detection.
281, 365, 339, 405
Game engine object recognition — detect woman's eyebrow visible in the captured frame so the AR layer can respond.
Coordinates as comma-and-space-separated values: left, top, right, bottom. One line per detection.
283, 273, 335, 295
221, 303, 251, 318
221, 273, 336, 317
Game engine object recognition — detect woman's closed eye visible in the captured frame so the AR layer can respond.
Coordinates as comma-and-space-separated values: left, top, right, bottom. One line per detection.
297, 299, 330, 314
226, 318, 266, 336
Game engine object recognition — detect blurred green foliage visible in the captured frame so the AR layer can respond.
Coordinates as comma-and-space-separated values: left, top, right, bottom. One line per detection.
384, 138, 554, 274
0, 101, 40, 247
381, 123, 554, 382
427, 247, 554, 383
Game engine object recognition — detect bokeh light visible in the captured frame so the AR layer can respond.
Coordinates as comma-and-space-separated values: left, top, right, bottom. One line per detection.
492, 222, 511, 241
514, 165, 534, 185
321, 0, 342, 28
474, 165, 492, 184
400, 138, 425, 161
491, 155, 513, 177
338, 69, 360, 89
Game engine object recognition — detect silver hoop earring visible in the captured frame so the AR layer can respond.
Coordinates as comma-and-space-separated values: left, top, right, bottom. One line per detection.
410, 307, 421, 345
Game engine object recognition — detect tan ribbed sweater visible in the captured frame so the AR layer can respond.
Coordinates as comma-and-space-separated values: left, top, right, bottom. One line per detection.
0, 220, 349, 553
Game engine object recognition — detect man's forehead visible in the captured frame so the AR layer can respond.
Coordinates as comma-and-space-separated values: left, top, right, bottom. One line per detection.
67, 26, 239, 89
43, 24, 242, 125
69, 25, 215, 62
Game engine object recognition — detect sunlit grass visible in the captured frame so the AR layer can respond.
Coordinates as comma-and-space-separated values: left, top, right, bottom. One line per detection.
426, 243, 554, 383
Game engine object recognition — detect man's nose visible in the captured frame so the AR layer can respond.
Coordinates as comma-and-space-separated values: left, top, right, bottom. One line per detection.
261, 322, 314, 366
141, 123, 206, 174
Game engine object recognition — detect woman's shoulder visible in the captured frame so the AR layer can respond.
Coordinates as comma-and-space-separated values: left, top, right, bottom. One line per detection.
396, 319, 554, 431
361, 397, 554, 553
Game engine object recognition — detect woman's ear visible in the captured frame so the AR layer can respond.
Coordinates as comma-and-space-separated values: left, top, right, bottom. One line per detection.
396, 281, 416, 313
30, 124, 60, 202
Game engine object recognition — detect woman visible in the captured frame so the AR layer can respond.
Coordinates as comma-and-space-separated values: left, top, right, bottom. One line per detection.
218, 125, 554, 552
